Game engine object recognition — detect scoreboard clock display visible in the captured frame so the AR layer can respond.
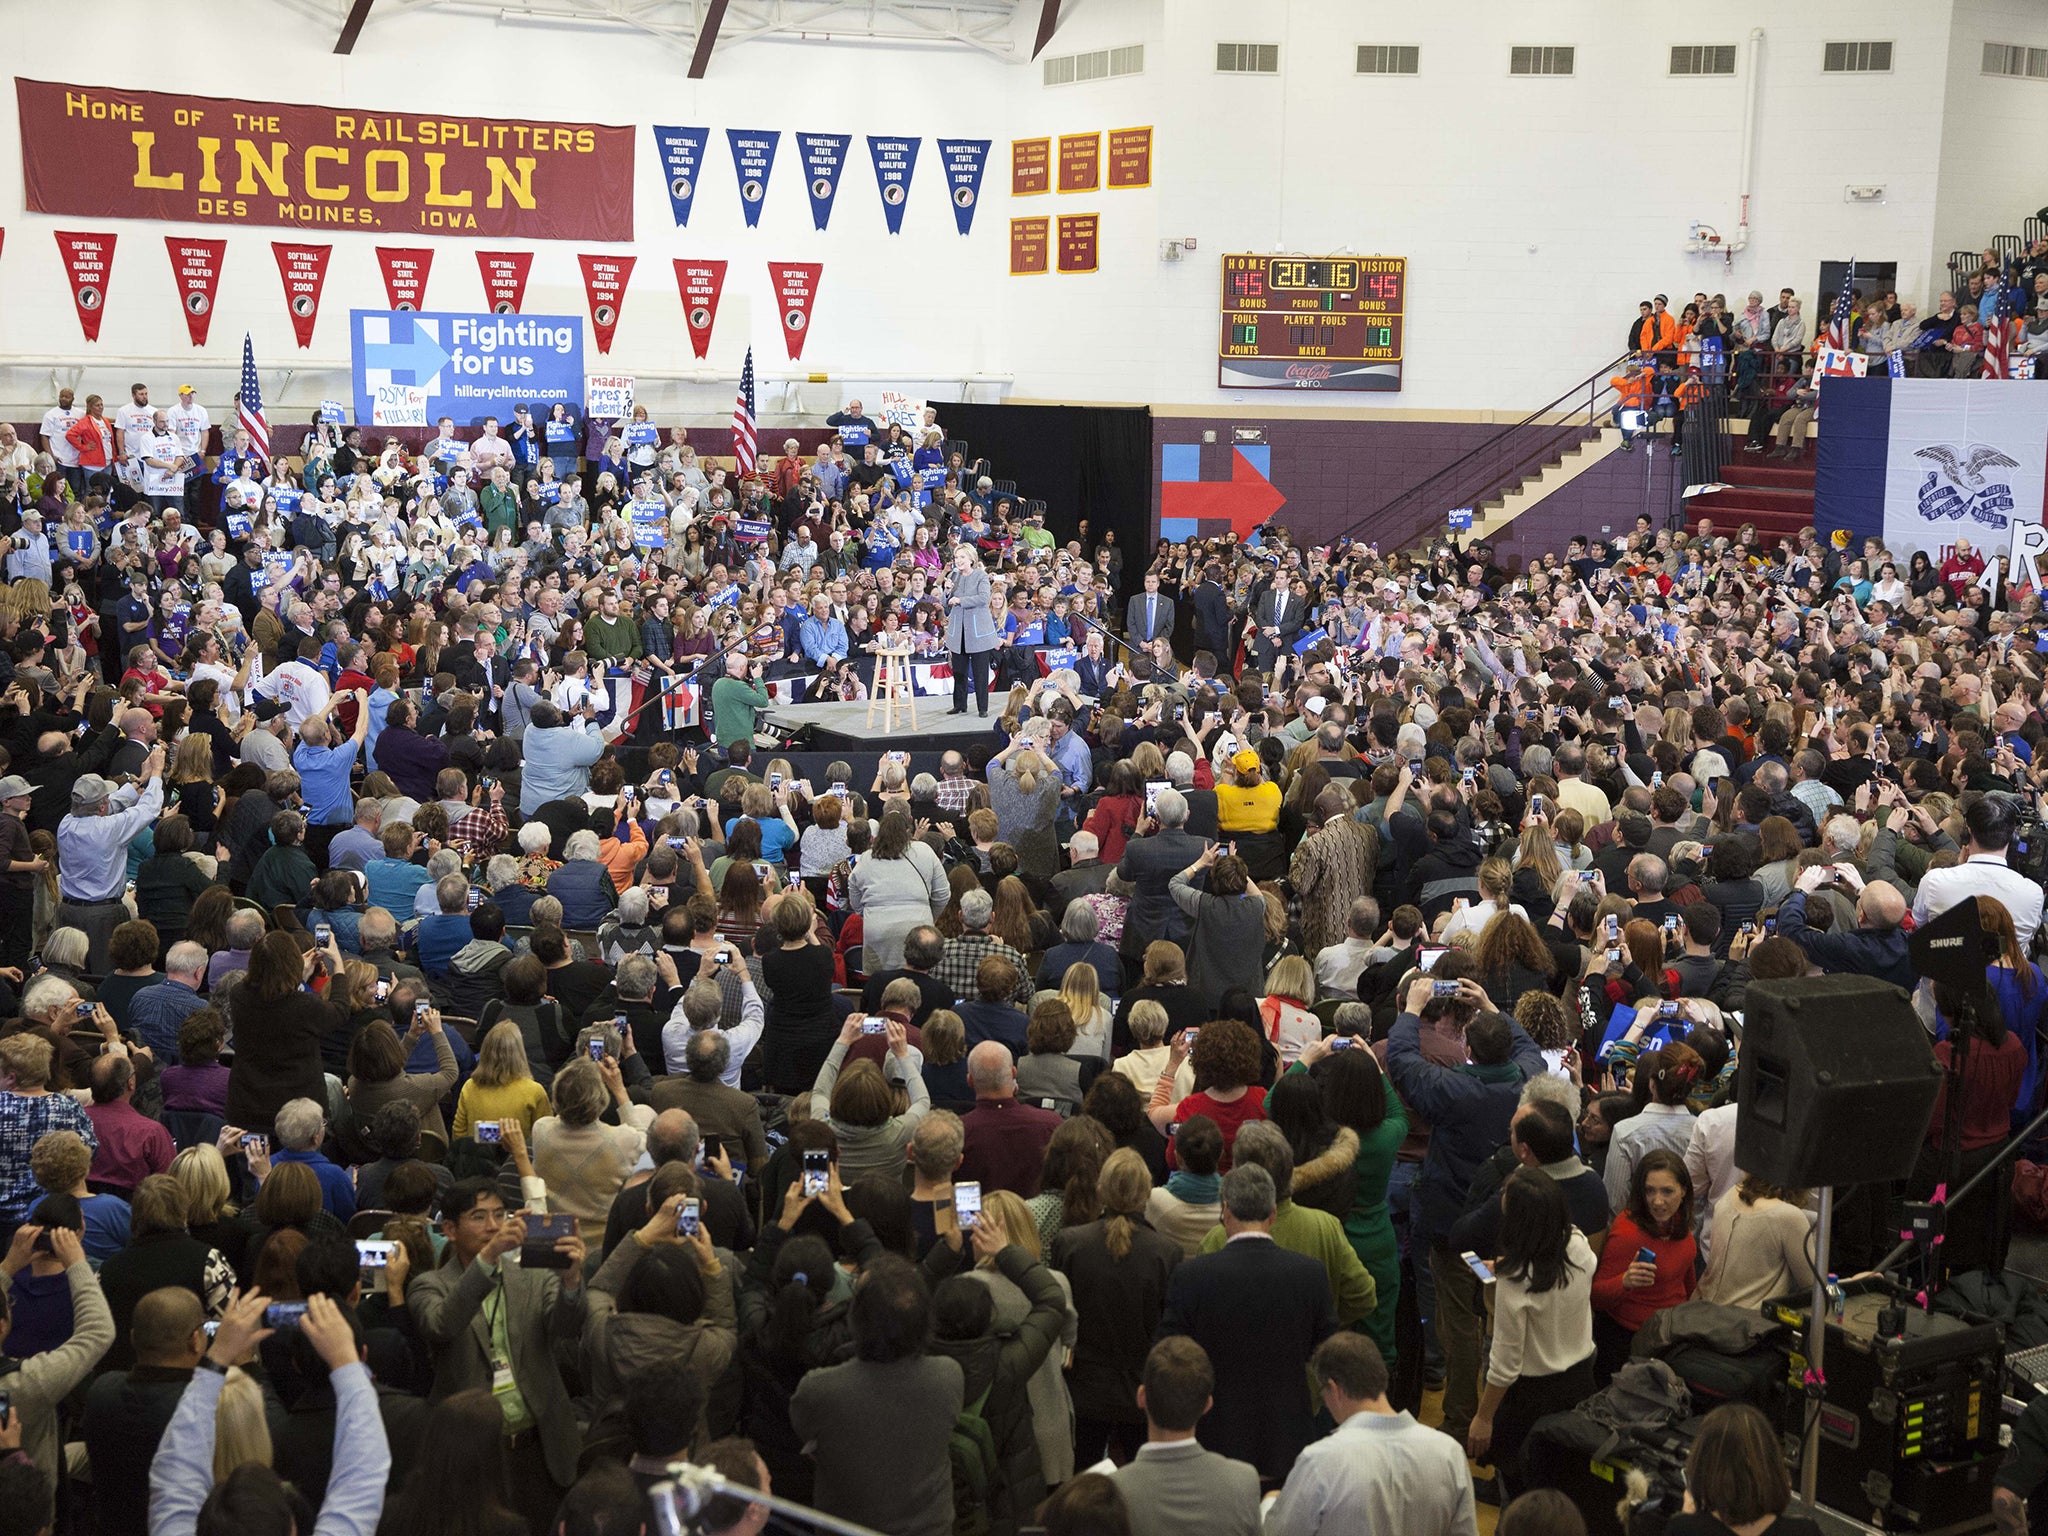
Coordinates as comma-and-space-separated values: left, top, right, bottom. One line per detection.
1219, 254, 1406, 391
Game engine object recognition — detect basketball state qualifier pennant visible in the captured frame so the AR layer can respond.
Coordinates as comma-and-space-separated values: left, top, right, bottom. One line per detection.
867, 136, 920, 234
163, 235, 224, 346
651, 125, 710, 227
1107, 127, 1153, 188
1058, 132, 1100, 193
1057, 214, 1098, 273
476, 250, 532, 314
673, 259, 727, 360
1010, 217, 1049, 275
940, 139, 991, 235
375, 246, 433, 311
578, 253, 634, 353
271, 240, 332, 347
1011, 137, 1051, 196
727, 129, 780, 229
768, 261, 823, 360
799, 133, 851, 231
55, 231, 116, 342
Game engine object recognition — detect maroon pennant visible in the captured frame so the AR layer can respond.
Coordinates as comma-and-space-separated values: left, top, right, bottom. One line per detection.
164, 235, 225, 346
55, 230, 116, 342
673, 259, 727, 360
375, 246, 433, 311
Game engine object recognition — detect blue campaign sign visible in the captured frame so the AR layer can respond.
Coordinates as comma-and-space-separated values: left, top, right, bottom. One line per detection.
350, 310, 584, 430
1447, 508, 1474, 531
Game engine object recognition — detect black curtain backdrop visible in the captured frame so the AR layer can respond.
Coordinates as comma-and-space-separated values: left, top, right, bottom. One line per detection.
937, 401, 1152, 602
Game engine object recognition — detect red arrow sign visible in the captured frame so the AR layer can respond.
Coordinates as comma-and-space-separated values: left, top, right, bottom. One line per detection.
1160, 447, 1286, 535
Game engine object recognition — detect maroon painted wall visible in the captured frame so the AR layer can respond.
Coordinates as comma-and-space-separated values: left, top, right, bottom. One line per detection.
1150, 416, 1496, 548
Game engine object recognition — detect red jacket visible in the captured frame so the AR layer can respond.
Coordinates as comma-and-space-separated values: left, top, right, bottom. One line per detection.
65, 414, 115, 469
333, 668, 375, 735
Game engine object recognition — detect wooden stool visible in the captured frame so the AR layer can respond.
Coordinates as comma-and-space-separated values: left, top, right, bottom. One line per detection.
866, 637, 920, 732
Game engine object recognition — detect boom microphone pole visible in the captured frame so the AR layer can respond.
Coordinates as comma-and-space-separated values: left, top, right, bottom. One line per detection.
651, 1465, 886, 1536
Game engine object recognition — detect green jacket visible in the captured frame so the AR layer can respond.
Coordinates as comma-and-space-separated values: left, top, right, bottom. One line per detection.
584, 612, 643, 665
1199, 1197, 1377, 1325
711, 676, 772, 747
479, 483, 520, 538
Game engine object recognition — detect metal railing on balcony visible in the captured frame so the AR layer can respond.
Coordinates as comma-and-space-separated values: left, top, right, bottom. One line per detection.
1330, 352, 1633, 551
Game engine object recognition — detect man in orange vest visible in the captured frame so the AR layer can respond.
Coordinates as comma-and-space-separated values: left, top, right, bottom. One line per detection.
1609, 360, 1655, 452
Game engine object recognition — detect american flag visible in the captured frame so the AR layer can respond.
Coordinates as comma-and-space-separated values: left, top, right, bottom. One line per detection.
1983, 280, 2013, 380
1823, 260, 1857, 352
236, 332, 270, 460
731, 346, 757, 477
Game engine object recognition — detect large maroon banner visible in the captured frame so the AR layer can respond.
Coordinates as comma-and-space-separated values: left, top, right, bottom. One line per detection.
16, 78, 634, 242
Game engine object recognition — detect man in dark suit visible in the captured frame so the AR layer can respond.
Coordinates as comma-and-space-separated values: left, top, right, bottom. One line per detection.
1114, 789, 1207, 969
446, 633, 504, 727
1156, 1163, 1335, 1484
1248, 576, 1306, 673
1074, 633, 1113, 699
1190, 564, 1237, 664
1126, 571, 1176, 650
1048, 831, 1115, 920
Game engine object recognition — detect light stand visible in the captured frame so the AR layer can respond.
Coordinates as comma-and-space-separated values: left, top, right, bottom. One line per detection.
1797, 1185, 1835, 1509
653, 1464, 887, 1536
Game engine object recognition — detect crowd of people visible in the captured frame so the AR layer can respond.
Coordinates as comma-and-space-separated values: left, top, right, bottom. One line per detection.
1608, 250, 2048, 458
0, 369, 2034, 1536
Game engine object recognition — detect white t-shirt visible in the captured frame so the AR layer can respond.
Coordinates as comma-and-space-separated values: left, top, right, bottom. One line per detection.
141, 432, 188, 497
167, 403, 210, 459
190, 659, 244, 721
251, 659, 331, 729
114, 403, 156, 461
40, 406, 81, 467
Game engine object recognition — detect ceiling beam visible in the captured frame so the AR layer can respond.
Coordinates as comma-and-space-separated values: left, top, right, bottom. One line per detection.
335, 0, 377, 52
1031, 0, 1060, 58
688, 0, 731, 75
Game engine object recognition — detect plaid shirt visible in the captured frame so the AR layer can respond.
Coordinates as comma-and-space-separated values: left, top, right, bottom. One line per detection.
934, 774, 977, 814
934, 932, 1032, 1005
449, 805, 509, 860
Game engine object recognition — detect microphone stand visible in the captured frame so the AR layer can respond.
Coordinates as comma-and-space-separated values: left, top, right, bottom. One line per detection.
1070, 607, 1149, 667
1073, 610, 1187, 696
605, 615, 760, 738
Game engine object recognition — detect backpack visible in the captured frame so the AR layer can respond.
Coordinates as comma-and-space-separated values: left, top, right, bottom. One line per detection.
948, 1385, 999, 1536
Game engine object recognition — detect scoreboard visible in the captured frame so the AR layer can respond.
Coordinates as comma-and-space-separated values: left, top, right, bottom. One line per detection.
1219, 254, 1406, 391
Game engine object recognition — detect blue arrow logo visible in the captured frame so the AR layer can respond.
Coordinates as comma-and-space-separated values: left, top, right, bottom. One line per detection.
363, 318, 451, 385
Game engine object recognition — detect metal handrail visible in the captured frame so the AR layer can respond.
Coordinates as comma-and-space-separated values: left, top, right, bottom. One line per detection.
1331, 350, 1634, 550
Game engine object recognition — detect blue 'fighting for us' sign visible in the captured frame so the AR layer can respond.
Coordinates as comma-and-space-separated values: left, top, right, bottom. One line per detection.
350, 309, 585, 428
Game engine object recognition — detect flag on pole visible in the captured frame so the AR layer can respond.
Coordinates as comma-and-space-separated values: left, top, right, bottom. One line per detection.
1823, 260, 1856, 352
1983, 281, 2013, 380
731, 346, 758, 477
236, 333, 270, 460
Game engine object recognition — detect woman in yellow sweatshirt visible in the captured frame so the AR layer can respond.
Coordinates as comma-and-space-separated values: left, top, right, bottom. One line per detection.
1215, 747, 1281, 835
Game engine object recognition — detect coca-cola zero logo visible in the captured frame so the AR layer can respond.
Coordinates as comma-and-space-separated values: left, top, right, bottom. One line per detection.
1285, 363, 1332, 383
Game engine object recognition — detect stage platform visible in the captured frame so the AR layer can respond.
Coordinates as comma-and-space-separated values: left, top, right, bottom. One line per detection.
761, 697, 996, 755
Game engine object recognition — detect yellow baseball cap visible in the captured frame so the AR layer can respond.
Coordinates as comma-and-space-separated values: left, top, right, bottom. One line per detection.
1231, 748, 1261, 776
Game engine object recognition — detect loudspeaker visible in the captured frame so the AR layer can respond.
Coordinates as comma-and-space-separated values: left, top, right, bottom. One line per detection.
1733, 976, 1942, 1188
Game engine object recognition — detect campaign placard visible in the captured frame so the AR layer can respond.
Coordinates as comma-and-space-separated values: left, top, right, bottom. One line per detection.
351, 309, 584, 428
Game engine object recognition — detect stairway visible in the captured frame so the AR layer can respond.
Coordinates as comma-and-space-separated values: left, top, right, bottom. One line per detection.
1683, 429, 1815, 543
1468, 425, 1618, 540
